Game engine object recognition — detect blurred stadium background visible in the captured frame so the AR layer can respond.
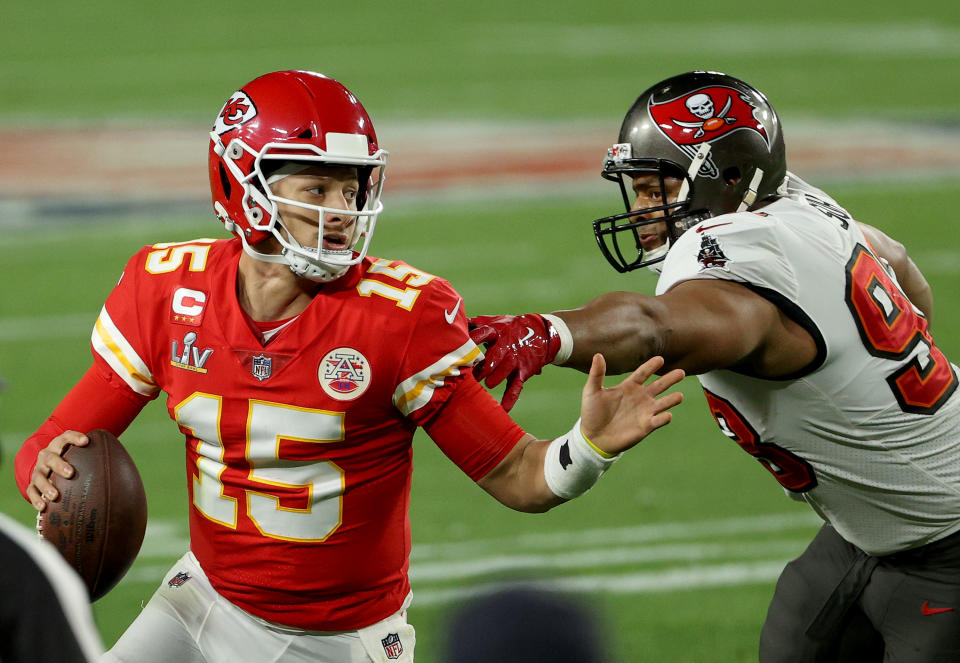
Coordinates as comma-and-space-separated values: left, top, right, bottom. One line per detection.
2, 2, 958, 660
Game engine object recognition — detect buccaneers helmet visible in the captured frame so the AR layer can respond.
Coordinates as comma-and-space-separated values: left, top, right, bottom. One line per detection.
209, 70, 387, 281
593, 71, 786, 272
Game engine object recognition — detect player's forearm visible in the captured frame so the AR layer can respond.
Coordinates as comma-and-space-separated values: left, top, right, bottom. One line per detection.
859, 222, 934, 323
477, 434, 565, 513
895, 257, 934, 323
16, 364, 149, 500
551, 292, 665, 375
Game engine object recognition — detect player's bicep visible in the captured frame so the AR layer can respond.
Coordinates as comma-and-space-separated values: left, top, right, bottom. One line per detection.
657, 279, 781, 373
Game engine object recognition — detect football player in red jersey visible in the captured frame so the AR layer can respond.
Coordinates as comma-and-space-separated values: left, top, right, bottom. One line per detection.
469, 71, 960, 662
14, 70, 684, 663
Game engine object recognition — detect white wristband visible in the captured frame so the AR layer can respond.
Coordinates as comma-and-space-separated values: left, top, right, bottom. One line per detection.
541, 314, 573, 365
543, 418, 621, 500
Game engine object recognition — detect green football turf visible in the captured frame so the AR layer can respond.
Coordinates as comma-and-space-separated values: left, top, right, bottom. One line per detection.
2, 1, 959, 124
2, 2, 959, 660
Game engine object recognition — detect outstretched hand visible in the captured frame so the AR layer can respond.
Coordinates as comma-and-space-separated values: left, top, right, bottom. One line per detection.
580, 354, 685, 455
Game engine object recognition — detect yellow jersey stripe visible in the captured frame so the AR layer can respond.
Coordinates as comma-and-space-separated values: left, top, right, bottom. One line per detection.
394, 341, 482, 416
91, 307, 158, 396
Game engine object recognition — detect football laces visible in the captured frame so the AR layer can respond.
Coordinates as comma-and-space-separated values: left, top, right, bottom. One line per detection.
36, 510, 45, 539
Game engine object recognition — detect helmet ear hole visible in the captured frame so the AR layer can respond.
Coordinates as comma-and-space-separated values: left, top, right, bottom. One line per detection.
723, 166, 742, 185
356, 166, 373, 210
218, 163, 232, 198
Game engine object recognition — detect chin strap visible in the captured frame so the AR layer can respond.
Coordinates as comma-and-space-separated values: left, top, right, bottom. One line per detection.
282, 247, 350, 282
226, 213, 350, 282
277, 223, 353, 282
737, 167, 765, 212
678, 143, 712, 203
654, 143, 713, 276
634, 144, 712, 277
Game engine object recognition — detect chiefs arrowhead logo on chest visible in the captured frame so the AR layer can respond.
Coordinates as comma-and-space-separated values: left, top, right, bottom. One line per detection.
648, 85, 770, 149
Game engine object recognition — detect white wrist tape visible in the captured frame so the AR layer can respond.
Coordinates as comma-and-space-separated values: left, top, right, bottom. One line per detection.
542, 313, 573, 365
543, 418, 621, 500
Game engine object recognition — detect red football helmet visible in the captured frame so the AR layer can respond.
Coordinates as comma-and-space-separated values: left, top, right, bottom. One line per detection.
208, 70, 387, 281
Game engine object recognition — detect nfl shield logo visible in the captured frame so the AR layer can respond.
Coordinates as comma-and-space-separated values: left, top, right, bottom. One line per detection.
167, 572, 191, 588
252, 354, 272, 381
381, 633, 403, 660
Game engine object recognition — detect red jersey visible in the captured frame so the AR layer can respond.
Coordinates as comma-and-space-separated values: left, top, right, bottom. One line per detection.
79, 238, 520, 629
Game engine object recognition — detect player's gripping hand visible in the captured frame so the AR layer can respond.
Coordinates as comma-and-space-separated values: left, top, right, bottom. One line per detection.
580, 354, 684, 455
469, 314, 561, 412
26, 431, 89, 512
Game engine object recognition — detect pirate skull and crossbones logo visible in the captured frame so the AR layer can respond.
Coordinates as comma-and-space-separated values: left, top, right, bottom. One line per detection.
673, 92, 737, 139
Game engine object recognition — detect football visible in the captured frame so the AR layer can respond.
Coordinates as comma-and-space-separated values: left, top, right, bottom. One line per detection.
39, 429, 148, 601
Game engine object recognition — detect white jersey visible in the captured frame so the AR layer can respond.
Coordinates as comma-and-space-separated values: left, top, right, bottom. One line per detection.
656, 174, 960, 555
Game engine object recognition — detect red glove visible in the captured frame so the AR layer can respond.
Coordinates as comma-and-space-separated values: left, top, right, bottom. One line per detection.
468, 314, 562, 412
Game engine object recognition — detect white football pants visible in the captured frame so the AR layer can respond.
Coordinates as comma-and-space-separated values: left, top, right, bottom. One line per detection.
102, 552, 415, 663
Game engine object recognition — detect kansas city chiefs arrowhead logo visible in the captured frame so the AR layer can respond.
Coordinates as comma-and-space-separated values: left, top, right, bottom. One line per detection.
213, 91, 258, 135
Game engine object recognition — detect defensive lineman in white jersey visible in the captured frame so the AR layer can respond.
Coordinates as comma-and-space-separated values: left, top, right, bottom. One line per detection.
469, 71, 960, 661
659, 173, 960, 556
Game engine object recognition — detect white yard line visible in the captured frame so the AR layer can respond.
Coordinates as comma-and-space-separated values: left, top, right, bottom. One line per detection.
411, 560, 792, 607
126, 558, 794, 604
0, 312, 94, 341
134, 512, 819, 561
412, 511, 821, 560
126, 514, 811, 602
409, 539, 805, 582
